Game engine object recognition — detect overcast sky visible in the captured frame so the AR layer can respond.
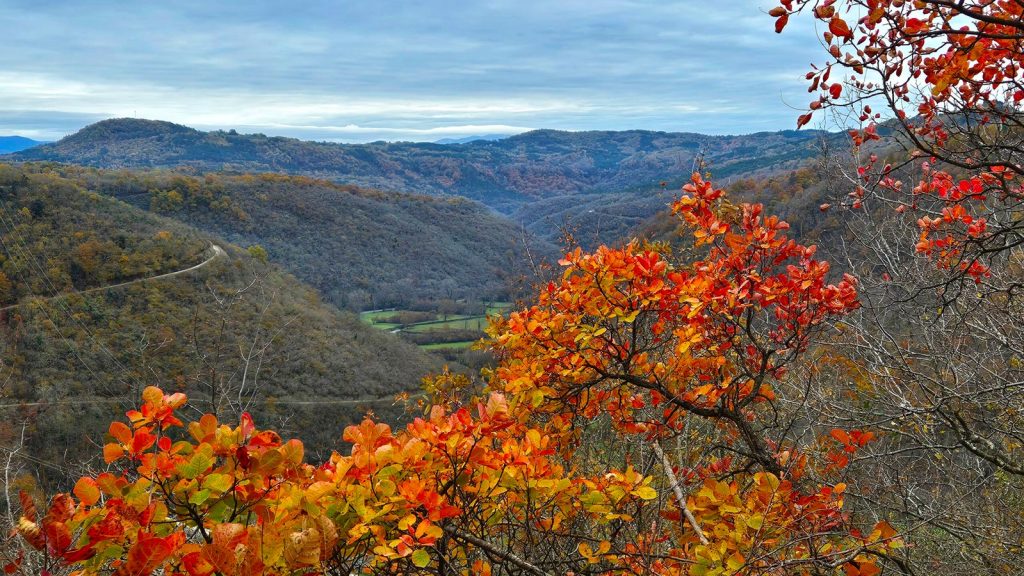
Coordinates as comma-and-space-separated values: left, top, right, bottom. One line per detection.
0, 0, 825, 142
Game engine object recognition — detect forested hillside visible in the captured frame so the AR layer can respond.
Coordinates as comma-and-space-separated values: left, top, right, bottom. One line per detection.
35, 166, 553, 309
0, 164, 442, 489
7, 119, 833, 211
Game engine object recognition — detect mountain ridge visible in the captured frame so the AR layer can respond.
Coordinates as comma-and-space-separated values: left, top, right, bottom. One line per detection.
435, 134, 511, 145
6, 118, 836, 212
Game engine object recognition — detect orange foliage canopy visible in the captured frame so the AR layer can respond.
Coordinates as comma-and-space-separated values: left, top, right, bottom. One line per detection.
12, 176, 898, 575
774, 0, 1024, 281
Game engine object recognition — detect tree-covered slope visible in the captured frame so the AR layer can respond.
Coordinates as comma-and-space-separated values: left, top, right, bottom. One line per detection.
0, 164, 443, 485
52, 166, 554, 309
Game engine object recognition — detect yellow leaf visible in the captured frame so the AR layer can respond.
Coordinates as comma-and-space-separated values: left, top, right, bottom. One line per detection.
285, 528, 322, 566
746, 514, 763, 530
632, 485, 658, 500
398, 514, 417, 531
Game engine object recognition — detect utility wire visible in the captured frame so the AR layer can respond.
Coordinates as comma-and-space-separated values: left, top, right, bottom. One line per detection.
0, 191, 138, 406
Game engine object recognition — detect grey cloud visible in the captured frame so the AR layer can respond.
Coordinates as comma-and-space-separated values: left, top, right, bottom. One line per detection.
0, 1, 825, 141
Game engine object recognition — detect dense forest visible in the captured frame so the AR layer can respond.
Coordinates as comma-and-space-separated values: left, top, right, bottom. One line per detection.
0, 164, 443, 492
11, 165, 553, 310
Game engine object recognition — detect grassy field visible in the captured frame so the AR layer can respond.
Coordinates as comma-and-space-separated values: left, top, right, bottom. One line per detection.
420, 341, 478, 351
359, 302, 512, 351
486, 302, 513, 316
404, 317, 490, 332
359, 309, 399, 322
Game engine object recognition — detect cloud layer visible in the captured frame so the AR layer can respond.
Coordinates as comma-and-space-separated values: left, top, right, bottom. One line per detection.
0, 1, 823, 142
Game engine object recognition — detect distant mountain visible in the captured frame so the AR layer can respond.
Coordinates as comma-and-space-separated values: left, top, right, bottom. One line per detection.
435, 134, 511, 145
7, 118, 836, 213
0, 135, 46, 154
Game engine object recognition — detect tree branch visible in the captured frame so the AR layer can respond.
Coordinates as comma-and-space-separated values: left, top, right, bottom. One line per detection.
442, 524, 554, 576
650, 440, 709, 545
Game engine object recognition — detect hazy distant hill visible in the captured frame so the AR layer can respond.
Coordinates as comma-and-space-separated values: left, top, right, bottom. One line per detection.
54, 166, 556, 310
0, 135, 46, 154
435, 134, 511, 145
7, 118, 833, 212
512, 187, 681, 249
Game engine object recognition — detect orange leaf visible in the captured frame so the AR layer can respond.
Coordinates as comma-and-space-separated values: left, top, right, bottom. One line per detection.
829, 17, 852, 39
73, 477, 101, 506
125, 534, 176, 576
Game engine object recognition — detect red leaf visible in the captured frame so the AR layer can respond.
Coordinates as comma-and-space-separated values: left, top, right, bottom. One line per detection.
43, 521, 71, 555
775, 13, 789, 33
61, 546, 97, 564
830, 429, 851, 445
125, 534, 175, 576
18, 491, 36, 523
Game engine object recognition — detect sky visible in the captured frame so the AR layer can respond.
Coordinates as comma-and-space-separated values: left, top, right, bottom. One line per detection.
0, 0, 827, 143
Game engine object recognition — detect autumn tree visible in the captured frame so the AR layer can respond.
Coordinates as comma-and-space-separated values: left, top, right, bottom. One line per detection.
773, 0, 1024, 289
805, 203, 1024, 574
771, 2, 1024, 573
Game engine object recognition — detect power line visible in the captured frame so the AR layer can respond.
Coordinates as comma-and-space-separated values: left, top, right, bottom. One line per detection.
0, 395, 415, 409
0, 191, 221, 396
0, 202, 119, 400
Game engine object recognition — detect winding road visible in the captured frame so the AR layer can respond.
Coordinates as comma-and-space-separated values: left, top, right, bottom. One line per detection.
0, 243, 225, 312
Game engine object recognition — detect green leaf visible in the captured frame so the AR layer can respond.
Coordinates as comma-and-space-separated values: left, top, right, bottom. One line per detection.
177, 444, 215, 480
256, 448, 283, 473
202, 473, 232, 494
189, 489, 211, 506
411, 548, 431, 568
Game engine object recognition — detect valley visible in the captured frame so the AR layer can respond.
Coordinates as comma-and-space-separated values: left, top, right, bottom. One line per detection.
360, 301, 513, 365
